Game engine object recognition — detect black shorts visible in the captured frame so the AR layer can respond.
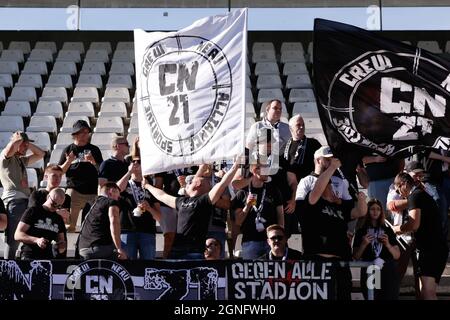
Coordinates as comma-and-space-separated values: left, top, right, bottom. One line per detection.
416, 247, 449, 283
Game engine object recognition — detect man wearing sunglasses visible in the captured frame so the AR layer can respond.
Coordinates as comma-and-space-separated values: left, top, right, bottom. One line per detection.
14, 188, 67, 260
260, 224, 302, 260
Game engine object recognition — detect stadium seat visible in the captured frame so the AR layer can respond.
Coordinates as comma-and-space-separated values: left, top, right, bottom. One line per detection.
128, 115, 139, 133
60, 116, 90, 133
28, 49, 53, 63
9, 86, 37, 103
280, 50, 305, 63
62, 42, 85, 55
0, 115, 24, 132
85, 49, 109, 63
102, 87, 130, 105
0, 131, 13, 149
0, 87, 5, 104
292, 101, 319, 116
16, 74, 43, 89
308, 132, 327, 145
245, 87, 254, 103
257, 88, 285, 103
109, 62, 134, 76
66, 102, 95, 118
26, 168, 38, 189
49, 148, 63, 165
89, 42, 112, 55
34, 41, 58, 55
256, 74, 283, 89
130, 101, 138, 117
286, 74, 312, 89
289, 88, 316, 103
71, 87, 99, 106
94, 116, 124, 134
417, 40, 442, 54
98, 101, 127, 118
0, 61, 19, 76
52, 61, 77, 76
56, 50, 81, 64
106, 74, 133, 89
35, 101, 64, 121
8, 41, 31, 55
54, 132, 73, 150
112, 50, 134, 63
80, 61, 106, 76
252, 42, 275, 53
26, 132, 51, 152
283, 62, 308, 75
47, 74, 73, 90
245, 102, 256, 119
0, 74, 13, 89
303, 117, 323, 130
91, 132, 118, 149
281, 42, 304, 54
1, 101, 31, 117
40, 86, 68, 106
22, 61, 48, 76
0, 49, 24, 63
252, 50, 277, 63
116, 42, 134, 50
77, 74, 103, 90
254, 62, 279, 75
27, 115, 57, 135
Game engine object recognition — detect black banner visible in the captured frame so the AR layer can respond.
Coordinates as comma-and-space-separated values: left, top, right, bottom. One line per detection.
0, 259, 335, 300
313, 19, 450, 161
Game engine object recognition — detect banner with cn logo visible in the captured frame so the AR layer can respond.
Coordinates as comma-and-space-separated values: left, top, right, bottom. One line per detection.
134, 9, 247, 174
313, 18, 450, 161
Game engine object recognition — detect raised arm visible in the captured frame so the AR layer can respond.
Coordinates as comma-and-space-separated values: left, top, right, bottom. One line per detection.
2, 132, 23, 158
308, 158, 341, 205
25, 142, 45, 165
144, 182, 177, 209
208, 161, 240, 205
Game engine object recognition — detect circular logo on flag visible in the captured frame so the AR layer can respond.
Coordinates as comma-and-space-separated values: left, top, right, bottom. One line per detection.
139, 36, 232, 156
326, 50, 450, 155
63, 259, 135, 300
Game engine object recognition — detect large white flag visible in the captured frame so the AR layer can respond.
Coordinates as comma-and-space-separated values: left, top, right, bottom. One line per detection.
134, 8, 247, 175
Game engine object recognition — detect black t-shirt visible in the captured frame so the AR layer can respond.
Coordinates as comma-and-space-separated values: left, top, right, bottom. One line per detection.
174, 193, 213, 248
354, 225, 397, 261
99, 156, 129, 183
79, 196, 120, 248
270, 161, 292, 205
0, 198, 6, 214
20, 206, 66, 259
120, 180, 158, 234
29, 189, 71, 209
232, 183, 283, 242
283, 137, 321, 182
58, 143, 103, 194
300, 193, 353, 260
408, 187, 447, 250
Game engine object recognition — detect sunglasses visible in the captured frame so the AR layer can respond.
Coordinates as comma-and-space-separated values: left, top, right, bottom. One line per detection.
269, 235, 284, 242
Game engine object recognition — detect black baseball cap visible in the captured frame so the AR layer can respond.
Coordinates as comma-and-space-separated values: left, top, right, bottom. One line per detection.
71, 120, 92, 135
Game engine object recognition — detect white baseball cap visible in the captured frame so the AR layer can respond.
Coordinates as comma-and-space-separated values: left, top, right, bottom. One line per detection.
314, 146, 333, 159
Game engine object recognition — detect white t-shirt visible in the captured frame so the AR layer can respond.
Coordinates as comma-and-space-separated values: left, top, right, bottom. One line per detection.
295, 174, 352, 201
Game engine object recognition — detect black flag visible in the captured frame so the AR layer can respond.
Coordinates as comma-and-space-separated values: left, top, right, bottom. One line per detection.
313, 18, 450, 165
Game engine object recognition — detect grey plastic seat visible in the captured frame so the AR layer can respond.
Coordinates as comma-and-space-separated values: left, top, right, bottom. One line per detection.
252, 42, 275, 53
0, 116, 23, 131
49, 148, 63, 164
94, 116, 124, 134
66, 102, 95, 117
71, 87, 99, 106
22, 61, 48, 76
60, 116, 90, 133
35, 101, 64, 120
61, 42, 85, 55
47, 74, 73, 90
289, 89, 316, 103
286, 74, 312, 89
106, 74, 133, 89
16, 74, 43, 89
91, 132, 118, 149
8, 41, 31, 55
28, 49, 53, 63
0, 131, 13, 148
254, 62, 279, 76
77, 74, 103, 89
109, 62, 134, 76
0, 61, 19, 76
116, 42, 134, 50
112, 50, 134, 63
80, 61, 106, 76
27, 115, 57, 135
85, 49, 109, 63
256, 75, 282, 89
128, 115, 139, 133
0, 49, 24, 63
0, 74, 13, 89
34, 42, 57, 55
56, 50, 81, 64
283, 62, 308, 75
102, 87, 130, 105
1, 101, 31, 117
54, 132, 73, 150
281, 42, 304, 54
292, 102, 319, 117
26, 132, 51, 152
280, 50, 305, 63
257, 89, 285, 103
26, 168, 38, 189
9, 86, 37, 103
52, 61, 77, 76
40, 86, 68, 105
0, 87, 4, 104
89, 42, 112, 55
98, 101, 127, 118
252, 50, 277, 63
